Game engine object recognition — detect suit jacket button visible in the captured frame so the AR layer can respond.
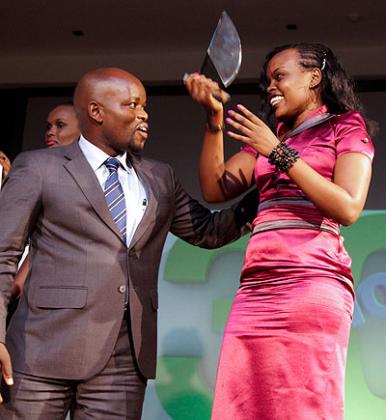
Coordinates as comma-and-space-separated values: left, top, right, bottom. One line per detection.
118, 285, 126, 294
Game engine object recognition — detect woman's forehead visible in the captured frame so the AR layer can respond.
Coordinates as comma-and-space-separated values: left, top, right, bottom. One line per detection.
267, 49, 300, 73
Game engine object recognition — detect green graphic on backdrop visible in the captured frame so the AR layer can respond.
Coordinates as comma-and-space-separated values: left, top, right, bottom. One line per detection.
156, 211, 386, 419
343, 212, 386, 420
156, 357, 212, 420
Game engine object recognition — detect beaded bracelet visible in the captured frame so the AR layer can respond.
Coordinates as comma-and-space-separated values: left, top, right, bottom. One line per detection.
268, 143, 300, 173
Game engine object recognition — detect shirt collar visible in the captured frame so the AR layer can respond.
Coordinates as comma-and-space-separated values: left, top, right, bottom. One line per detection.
276, 104, 329, 137
78, 135, 131, 173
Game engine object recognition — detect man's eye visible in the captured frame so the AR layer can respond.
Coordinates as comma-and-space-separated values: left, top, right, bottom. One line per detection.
128, 102, 137, 109
57, 122, 65, 129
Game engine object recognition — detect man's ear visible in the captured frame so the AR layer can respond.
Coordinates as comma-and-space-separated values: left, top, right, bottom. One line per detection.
88, 101, 103, 124
309, 68, 322, 89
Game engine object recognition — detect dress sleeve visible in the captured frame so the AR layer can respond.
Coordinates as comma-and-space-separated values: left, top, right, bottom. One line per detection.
241, 144, 258, 157
335, 111, 375, 161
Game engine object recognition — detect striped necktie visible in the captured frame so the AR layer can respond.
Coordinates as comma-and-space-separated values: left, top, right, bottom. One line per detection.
104, 157, 127, 243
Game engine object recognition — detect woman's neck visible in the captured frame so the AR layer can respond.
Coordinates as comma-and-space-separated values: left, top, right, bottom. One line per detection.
277, 103, 327, 139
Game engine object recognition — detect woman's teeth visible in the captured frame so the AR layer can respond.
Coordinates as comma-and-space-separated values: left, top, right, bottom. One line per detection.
270, 96, 284, 106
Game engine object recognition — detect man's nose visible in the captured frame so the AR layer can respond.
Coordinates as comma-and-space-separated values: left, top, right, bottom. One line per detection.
137, 108, 148, 121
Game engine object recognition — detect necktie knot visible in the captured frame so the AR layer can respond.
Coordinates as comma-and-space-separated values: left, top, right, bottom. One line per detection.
105, 157, 120, 174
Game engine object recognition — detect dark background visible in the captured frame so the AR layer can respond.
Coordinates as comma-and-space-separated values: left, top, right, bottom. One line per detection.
1, 1, 385, 208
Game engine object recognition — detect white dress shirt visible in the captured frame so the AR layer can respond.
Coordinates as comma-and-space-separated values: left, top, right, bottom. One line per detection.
78, 135, 147, 246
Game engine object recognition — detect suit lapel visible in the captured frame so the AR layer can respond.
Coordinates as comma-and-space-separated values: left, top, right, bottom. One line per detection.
129, 155, 157, 252
62, 142, 125, 244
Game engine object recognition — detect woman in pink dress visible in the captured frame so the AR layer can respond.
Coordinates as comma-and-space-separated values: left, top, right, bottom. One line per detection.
185, 43, 374, 419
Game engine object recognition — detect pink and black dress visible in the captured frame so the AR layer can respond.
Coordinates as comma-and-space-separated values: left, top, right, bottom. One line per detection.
211, 106, 375, 420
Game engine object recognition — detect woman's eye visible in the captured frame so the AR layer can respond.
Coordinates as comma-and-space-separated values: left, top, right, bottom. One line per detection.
276, 74, 283, 81
56, 122, 66, 129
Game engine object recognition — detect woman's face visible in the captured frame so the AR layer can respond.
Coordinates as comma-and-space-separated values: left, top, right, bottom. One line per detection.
45, 105, 80, 147
265, 48, 322, 127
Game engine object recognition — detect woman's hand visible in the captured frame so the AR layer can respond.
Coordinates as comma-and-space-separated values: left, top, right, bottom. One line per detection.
226, 104, 280, 157
184, 73, 228, 115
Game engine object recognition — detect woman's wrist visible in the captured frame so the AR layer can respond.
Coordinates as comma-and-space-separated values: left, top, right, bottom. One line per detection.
268, 143, 300, 173
206, 111, 224, 133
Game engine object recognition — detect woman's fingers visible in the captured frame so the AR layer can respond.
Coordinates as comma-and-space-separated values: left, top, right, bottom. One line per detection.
184, 73, 216, 95
226, 110, 256, 131
225, 116, 252, 136
226, 129, 252, 145
184, 73, 228, 107
235, 104, 263, 125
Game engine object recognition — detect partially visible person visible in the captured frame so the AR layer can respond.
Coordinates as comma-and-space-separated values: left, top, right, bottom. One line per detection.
0, 151, 11, 187
9, 104, 81, 301
185, 43, 374, 419
0, 151, 19, 322
0, 151, 11, 178
45, 103, 80, 147
1, 103, 79, 186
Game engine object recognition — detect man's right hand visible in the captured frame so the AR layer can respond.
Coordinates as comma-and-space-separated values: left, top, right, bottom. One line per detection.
0, 342, 13, 403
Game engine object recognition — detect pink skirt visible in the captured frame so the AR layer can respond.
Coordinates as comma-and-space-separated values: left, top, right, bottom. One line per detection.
211, 276, 353, 420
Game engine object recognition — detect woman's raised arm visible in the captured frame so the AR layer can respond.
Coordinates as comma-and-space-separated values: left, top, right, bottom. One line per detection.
184, 74, 255, 202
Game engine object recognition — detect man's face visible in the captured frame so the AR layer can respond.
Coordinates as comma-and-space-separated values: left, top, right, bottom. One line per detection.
97, 76, 149, 156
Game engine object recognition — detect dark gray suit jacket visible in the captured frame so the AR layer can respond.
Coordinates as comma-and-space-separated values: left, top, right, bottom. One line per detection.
0, 141, 252, 380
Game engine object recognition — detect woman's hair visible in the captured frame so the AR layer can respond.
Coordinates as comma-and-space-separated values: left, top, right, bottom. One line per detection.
259, 43, 361, 116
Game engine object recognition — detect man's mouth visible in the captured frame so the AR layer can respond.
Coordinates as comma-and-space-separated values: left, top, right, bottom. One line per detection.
136, 124, 149, 138
270, 95, 284, 107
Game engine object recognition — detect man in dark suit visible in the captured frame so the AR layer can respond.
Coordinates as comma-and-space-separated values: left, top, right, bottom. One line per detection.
0, 68, 253, 419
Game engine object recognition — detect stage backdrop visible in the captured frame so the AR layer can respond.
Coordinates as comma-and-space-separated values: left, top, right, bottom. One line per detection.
22, 90, 386, 419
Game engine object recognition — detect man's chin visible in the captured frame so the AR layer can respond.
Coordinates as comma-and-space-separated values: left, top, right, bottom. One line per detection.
128, 139, 146, 154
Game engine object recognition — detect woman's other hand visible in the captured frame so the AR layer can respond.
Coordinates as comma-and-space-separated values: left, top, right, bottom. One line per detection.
226, 104, 280, 157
